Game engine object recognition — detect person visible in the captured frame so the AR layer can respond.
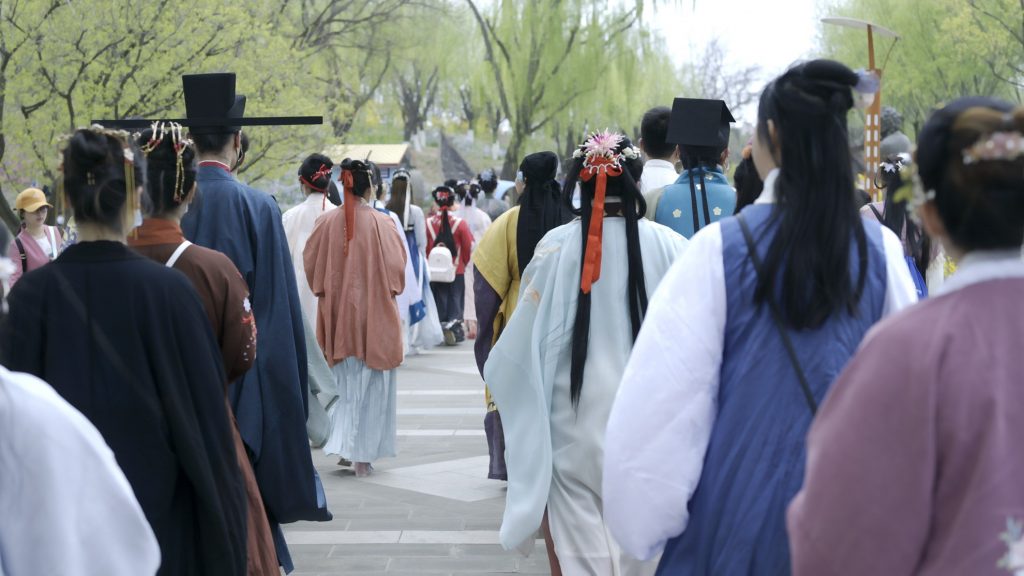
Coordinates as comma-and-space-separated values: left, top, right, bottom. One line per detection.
2, 126, 247, 575
484, 133, 687, 575
646, 98, 737, 238
426, 184, 474, 344
456, 182, 492, 339
473, 151, 571, 482
638, 106, 680, 194
860, 153, 933, 298
880, 105, 913, 159
732, 140, 763, 214
788, 97, 1024, 576
7, 187, 63, 286
602, 60, 919, 575
371, 161, 421, 344
177, 72, 332, 572
128, 122, 279, 575
476, 168, 509, 221
304, 158, 407, 477
280, 153, 343, 451
283, 153, 338, 324
387, 170, 443, 353
0, 222, 160, 576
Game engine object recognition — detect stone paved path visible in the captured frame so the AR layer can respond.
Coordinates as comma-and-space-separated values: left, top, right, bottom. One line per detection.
284, 343, 551, 575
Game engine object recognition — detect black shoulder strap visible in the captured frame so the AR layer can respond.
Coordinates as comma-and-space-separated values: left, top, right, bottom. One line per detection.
868, 204, 884, 223
14, 237, 27, 273
736, 213, 818, 415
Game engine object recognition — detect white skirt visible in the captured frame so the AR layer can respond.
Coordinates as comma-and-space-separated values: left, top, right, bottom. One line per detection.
322, 358, 397, 463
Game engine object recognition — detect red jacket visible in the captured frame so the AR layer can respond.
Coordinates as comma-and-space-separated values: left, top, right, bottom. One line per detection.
426, 212, 473, 275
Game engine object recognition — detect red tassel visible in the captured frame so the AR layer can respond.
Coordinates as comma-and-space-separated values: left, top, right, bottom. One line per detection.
579, 162, 621, 294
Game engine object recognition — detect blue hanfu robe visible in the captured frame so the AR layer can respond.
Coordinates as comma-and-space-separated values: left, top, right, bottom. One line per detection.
650, 167, 736, 238
182, 164, 331, 571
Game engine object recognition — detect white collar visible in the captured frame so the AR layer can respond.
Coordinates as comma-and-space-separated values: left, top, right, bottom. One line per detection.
936, 249, 1024, 296
754, 168, 780, 204
303, 192, 325, 205
644, 159, 676, 170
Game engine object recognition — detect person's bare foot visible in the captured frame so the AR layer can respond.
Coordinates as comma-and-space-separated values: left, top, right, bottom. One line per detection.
354, 462, 373, 477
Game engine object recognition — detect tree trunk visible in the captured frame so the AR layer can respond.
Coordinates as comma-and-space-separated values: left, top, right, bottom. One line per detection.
0, 183, 21, 235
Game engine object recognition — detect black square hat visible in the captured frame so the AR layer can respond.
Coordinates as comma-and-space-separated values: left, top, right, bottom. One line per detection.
182, 73, 246, 135
93, 72, 321, 130
667, 98, 736, 151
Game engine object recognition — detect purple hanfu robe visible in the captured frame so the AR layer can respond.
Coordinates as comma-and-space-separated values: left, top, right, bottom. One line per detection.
788, 250, 1024, 576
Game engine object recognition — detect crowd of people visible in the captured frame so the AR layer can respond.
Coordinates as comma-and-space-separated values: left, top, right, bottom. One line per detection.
0, 57, 1023, 576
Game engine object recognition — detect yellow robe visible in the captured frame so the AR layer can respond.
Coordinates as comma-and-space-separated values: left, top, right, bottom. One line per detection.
471, 206, 520, 411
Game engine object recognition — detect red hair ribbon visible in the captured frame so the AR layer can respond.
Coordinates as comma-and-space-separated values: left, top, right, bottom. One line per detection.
341, 169, 357, 255
579, 158, 622, 294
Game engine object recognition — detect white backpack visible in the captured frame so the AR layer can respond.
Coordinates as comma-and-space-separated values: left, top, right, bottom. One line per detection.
427, 217, 462, 283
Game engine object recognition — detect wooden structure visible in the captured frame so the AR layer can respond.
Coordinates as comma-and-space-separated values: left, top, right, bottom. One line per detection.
822, 17, 900, 201
322, 143, 411, 182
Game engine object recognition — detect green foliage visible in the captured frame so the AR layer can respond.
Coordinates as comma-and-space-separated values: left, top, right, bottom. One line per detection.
821, 0, 1023, 135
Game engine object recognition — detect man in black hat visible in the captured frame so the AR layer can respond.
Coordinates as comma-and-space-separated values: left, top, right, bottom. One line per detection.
646, 97, 737, 239
178, 72, 331, 573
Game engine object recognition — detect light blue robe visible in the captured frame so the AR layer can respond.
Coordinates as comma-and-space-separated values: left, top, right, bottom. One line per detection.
484, 217, 686, 573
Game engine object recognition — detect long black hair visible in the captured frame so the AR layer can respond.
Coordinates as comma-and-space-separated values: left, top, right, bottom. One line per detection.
516, 151, 571, 276
878, 156, 930, 277
680, 144, 722, 232
732, 144, 763, 214
387, 170, 412, 228
561, 134, 647, 408
754, 59, 867, 330
431, 185, 457, 251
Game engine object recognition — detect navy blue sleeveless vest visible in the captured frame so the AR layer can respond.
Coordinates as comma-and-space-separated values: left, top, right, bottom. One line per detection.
655, 204, 888, 575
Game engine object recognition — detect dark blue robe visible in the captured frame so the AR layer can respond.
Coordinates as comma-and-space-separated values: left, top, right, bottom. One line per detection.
182, 164, 331, 571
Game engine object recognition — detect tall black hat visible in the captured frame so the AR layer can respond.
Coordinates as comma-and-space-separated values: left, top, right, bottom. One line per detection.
667, 98, 736, 152
93, 72, 321, 130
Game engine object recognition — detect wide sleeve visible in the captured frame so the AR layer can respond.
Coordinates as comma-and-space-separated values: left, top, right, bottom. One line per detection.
482, 235, 565, 552
303, 216, 328, 298
473, 271, 502, 376
219, 262, 257, 384
161, 287, 247, 575
0, 369, 161, 576
380, 217, 408, 297
880, 225, 918, 315
787, 319, 936, 575
603, 223, 727, 562
412, 206, 428, 252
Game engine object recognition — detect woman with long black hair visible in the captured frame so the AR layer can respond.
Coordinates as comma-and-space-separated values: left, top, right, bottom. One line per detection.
426, 185, 474, 344
484, 132, 686, 575
603, 60, 919, 574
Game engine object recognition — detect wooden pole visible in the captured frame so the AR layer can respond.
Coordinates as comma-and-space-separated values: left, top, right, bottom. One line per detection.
865, 25, 883, 202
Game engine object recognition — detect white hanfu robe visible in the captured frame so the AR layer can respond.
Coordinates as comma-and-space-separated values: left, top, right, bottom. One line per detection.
283, 192, 336, 324
0, 366, 160, 576
484, 217, 687, 575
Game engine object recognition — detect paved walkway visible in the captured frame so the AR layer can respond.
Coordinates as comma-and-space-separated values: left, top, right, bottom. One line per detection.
284, 343, 551, 575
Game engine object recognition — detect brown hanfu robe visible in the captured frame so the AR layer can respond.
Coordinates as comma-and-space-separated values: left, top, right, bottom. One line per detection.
131, 218, 278, 575
303, 201, 407, 371
788, 251, 1024, 576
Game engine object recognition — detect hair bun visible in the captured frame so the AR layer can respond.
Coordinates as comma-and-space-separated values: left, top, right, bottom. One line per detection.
67, 130, 113, 176
802, 59, 858, 88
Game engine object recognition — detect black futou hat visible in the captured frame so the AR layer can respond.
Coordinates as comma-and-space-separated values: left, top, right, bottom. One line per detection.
667, 98, 736, 152
93, 72, 321, 130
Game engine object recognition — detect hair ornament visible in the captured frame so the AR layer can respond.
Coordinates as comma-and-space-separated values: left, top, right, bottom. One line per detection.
880, 152, 912, 174
574, 130, 633, 293
854, 69, 880, 95
962, 131, 1024, 165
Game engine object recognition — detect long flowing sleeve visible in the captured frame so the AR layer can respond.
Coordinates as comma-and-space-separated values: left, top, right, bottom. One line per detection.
787, 318, 935, 575
603, 223, 727, 562
473, 272, 501, 376
303, 216, 328, 298
219, 264, 257, 384
482, 235, 566, 552
0, 368, 161, 576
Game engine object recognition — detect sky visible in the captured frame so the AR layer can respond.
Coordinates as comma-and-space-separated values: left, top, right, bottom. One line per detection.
648, 0, 839, 121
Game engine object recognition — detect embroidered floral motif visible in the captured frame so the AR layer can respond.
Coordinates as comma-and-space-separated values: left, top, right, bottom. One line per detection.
243, 297, 252, 314
713, 206, 722, 216
998, 517, 1024, 575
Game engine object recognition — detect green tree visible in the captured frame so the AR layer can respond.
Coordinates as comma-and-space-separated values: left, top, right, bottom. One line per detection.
822, 0, 1020, 135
